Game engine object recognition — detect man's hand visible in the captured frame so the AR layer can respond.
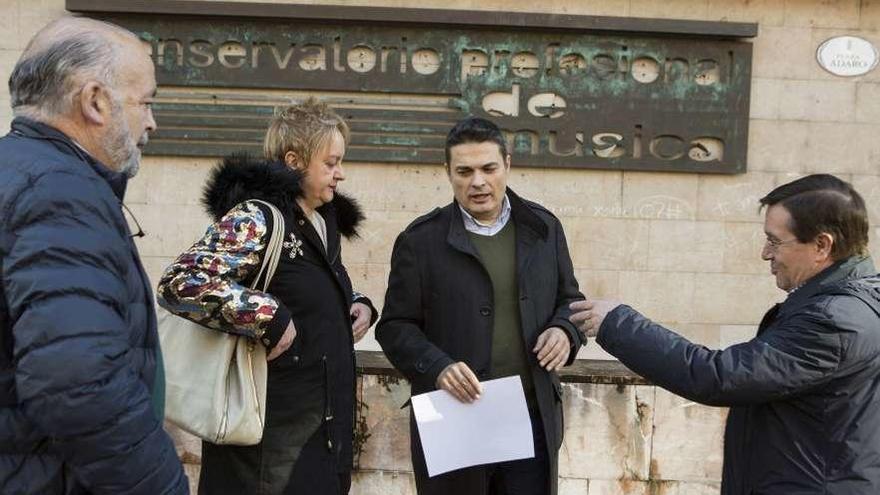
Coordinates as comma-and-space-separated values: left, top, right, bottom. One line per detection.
436, 362, 482, 403
533, 327, 570, 371
350, 302, 372, 344
569, 299, 621, 338
267, 320, 297, 361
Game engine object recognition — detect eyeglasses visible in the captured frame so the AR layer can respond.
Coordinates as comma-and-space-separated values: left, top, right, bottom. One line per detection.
763, 237, 799, 252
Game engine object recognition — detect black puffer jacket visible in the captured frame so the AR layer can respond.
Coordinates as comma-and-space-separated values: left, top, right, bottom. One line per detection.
0, 118, 188, 494
598, 256, 880, 494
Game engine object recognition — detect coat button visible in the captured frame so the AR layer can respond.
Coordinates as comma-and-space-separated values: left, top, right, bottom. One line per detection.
298, 219, 305, 226
480, 306, 491, 316
262, 337, 270, 346
293, 355, 300, 363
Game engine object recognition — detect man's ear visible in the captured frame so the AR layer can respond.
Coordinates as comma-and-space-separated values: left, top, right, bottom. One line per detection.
815, 232, 835, 261
78, 81, 111, 126
504, 153, 511, 171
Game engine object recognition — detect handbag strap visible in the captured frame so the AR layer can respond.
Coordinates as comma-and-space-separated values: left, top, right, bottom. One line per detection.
247, 199, 286, 292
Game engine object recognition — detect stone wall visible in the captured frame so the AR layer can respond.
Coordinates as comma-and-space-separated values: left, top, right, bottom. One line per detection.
2, 1, 879, 494
1, 2, 878, 360
166, 354, 727, 494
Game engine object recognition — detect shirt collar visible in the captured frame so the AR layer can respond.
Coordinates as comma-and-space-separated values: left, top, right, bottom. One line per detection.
459, 193, 511, 236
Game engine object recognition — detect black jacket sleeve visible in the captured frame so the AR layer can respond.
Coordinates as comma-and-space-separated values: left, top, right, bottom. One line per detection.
544, 218, 586, 365
6, 171, 187, 494
597, 304, 842, 407
375, 232, 454, 391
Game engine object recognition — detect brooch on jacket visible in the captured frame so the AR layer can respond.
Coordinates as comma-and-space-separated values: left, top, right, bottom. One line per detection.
283, 232, 304, 260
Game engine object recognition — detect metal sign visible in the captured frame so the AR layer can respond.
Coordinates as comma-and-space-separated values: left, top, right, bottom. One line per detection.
68, 1, 756, 174
817, 36, 879, 77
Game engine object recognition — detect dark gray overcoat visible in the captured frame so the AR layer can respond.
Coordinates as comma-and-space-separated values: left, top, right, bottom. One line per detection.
376, 189, 585, 495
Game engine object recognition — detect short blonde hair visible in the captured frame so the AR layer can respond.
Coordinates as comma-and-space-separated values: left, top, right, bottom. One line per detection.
263, 98, 350, 166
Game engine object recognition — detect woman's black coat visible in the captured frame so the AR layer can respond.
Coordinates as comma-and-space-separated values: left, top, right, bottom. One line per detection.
158, 155, 375, 494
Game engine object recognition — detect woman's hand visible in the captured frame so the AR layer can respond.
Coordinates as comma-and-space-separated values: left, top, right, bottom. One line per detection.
267, 320, 297, 361
350, 302, 372, 343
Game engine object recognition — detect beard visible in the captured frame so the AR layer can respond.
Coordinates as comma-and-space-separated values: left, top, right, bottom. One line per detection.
103, 99, 146, 178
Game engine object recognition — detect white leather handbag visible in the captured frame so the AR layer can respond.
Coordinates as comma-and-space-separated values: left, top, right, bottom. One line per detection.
158, 199, 284, 446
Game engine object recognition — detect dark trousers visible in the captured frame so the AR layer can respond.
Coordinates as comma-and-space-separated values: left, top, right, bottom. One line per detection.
199, 427, 351, 495
412, 412, 550, 495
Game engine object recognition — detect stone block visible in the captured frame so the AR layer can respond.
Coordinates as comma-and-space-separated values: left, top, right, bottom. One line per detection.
751, 27, 814, 80
696, 173, 776, 222
165, 422, 202, 465
856, 83, 880, 124
722, 222, 768, 275
802, 122, 880, 175
621, 172, 698, 221
356, 375, 414, 472
351, 470, 416, 495
862, 0, 880, 31
782, 0, 860, 28
650, 389, 726, 482
719, 324, 758, 348
0, 2, 19, 50
706, 0, 784, 25
380, 164, 452, 213
566, 218, 651, 271
587, 479, 649, 494
693, 273, 782, 324
629, 0, 708, 20
558, 383, 653, 481
559, 477, 591, 495
574, 269, 620, 299
749, 79, 783, 121
342, 209, 419, 264
142, 157, 215, 206
647, 220, 725, 273
140, 255, 176, 288
576, 343, 617, 361
184, 463, 201, 495
0, 49, 22, 102
517, 169, 622, 219
778, 80, 857, 123
18, 0, 66, 44
618, 271, 695, 323
544, 0, 630, 16
746, 119, 810, 173
126, 203, 212, 258
646, 481, 722, 494
850, 174, 880, 226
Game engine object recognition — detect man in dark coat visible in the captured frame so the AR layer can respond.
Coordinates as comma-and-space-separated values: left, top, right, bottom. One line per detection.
376, 117, 585, 495
0, 17, 187, 494
572, 174, 880, 494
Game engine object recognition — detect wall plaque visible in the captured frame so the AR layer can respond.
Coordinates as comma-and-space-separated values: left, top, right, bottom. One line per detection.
817, 36, 878, 77
68, 1, 756, 174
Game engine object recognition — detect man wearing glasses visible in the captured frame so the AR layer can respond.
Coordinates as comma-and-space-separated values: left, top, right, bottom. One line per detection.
571, 174, 880, 494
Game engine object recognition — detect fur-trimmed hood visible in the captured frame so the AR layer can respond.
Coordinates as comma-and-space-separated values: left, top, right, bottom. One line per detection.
201, 153, 364, 238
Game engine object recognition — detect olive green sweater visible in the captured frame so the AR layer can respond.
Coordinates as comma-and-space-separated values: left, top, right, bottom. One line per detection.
468, 222, 537, 410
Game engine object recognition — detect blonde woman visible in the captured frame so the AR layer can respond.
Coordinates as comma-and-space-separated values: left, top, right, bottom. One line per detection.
158, 99, 375, 494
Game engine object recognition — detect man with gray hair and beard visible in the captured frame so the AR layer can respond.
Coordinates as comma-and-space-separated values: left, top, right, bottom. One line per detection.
0, 17, 188, 494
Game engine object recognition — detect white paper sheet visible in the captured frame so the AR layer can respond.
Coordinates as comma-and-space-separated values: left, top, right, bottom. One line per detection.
411, 375, 534, 477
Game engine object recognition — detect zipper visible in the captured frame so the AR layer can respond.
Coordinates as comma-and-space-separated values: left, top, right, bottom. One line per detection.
322, 355, 335, 452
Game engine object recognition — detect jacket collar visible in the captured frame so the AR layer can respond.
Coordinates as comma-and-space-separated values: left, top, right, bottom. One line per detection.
201, 152, 364, 238
446, 187, 548, 257
10, 117, 129, 199
780, 255, 877, 314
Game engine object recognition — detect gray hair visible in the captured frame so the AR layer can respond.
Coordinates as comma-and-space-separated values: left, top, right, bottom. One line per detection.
9, 17, 139, 119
